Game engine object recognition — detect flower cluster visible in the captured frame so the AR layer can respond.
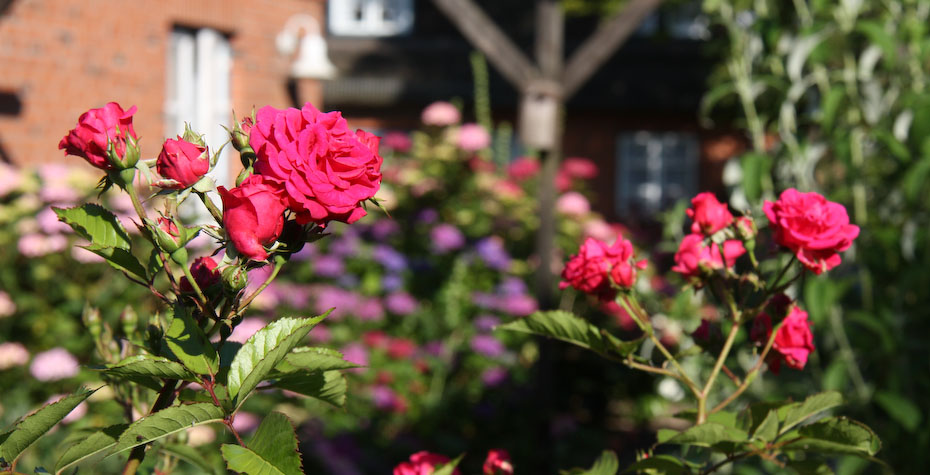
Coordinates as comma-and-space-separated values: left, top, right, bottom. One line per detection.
559, 236, 647, 301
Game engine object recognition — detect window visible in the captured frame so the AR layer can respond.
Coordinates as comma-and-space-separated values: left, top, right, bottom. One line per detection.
615, 131, 699, 217
328, 0, 414, 37
165, 27, 232, 187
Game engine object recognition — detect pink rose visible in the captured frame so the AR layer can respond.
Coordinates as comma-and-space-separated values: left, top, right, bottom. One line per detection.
180, 257, 221, 293
421, 101, 461, 126
556, 191, 591, 216
394, 451, 459, 475
764, 189, 860, 274
483, 449, 514, 475
560, 236, 647, 301
218, 175, 287, 261
457, 123, 491, 152
770, 306, 815, 373
156, 137, 209, 189
671, 234, 745, 278
687, 192, 733, 235
251, 103, 383, 225
383, 131, 412, 153
59, 102, 138, 170
560, 157, 598, 179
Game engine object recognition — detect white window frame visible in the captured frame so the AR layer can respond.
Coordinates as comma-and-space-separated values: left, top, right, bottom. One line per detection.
615, 131, 699, 217
328, 0, 415, 37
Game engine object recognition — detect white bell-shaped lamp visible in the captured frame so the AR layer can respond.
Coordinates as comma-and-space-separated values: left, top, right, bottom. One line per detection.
276, 14, 337, 80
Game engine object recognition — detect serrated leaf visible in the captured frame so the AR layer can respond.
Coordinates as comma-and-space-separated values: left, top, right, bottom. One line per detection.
240, 413, 303, 475
0, 388, 95, 463
83, 245, 149, 282
148, 248, 165, 278
752, 410, 779, 442
660, 423, 748, 447
432, 454, 464, 475
162, 444, 224, 475
787, 417, 881, 456
101, 354, 199, 382
497, 311, 640, 359
561, 450, 618, 475
623, 455, 686, 474
165, 305, 219, 376
780, 392, 844, 435
110, 403, 225, 455
275, 347, 359, 373
55, 424, 127, 474
53, 204, 131, 250
221, 445, 287, 475
271, 371, 347, 407
227, 314, 328, 408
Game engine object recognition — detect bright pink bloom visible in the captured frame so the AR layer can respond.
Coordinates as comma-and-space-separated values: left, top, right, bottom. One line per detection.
764, 189, 859, 274
560, 157, 598, 179
156, 137, 209, 189
556, 191, 591, 216
770, 306, 815, 373
383, 131, 413, 153
421, 101, 461, 126
250, 102, 382, 225
687, 192, 733, 235
507, 157, 540, 181
30, 347, 79, 381
671, 234, 745, 278
218, 175, 287, 261
394, 451, 459, 475
483, 449, 514, 475
560, 236, 646, 301
458, 123, 491, 152
180, 257, 221, 293
59, 102, 137, 170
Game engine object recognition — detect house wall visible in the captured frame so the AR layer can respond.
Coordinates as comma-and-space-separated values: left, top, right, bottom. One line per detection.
0, 0, 324, 167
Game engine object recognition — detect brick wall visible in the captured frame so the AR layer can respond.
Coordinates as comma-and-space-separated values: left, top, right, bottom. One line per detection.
0, 0, 325, 167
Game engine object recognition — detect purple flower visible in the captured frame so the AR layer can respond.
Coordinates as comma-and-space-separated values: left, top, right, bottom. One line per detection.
290, 242, 318, 261
308, 323, 331, 343
430, 223, 465, 253
476, 237, 511, 271
385, 292, 418, 315
381, 273, 404, 292
470, 334, 505, 358
417, 208, 439, 224
314, 286, 357, 319
472, 292, 499, 309
372, 244, 407, 272
328, 233, 359, 257
37, 207, 72, 234
337, 274, 359, 288
342, 342, 369, 372
229, 318, 266, 343
423, 340, 445, 357
30, 347, 79, 381
313, 255, 345, 278
370, 219, 400, 240
474, 315, 500, 332
355, 298, 385, 321
497, 277, 527, 296
497, 294, 538, 317
481, 367, 508, 386
371, 385, 398, 410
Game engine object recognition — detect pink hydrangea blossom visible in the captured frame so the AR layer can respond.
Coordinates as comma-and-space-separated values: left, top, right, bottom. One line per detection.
30, 347, 79, 381
457, 123, 491, 152
556, 191, 591, 216
421, 101, 461, 126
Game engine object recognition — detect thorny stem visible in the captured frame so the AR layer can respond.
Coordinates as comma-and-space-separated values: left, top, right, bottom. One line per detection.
699, 312, 742, 424
197, 191, 224, 225
225, 418, 247, 447
711, 323, 779, 414
182, 263, 218, 322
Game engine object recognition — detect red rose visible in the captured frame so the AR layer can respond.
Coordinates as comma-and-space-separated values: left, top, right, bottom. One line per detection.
560, 236, 647, 301
218, 175, 287, 261
156, 137, 209, 189
691, 319, 716, 344
483, 449, 514, 475
180, 257, 221, 293
250, 102, 383, 225
59, 102, 138, 170
763, 189, 859, 274
687, 192, 733, 235
770, 306, 815, 373
507, 157, 540, 181
671, 234, 745, 278
394, 451, 459, 475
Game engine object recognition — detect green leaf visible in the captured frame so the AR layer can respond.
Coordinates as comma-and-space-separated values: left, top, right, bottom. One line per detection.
432, 454, 464, 475
820, 87, 845, 130
227, 315, 328, 408
164, 305, 219, 376
161, 444, 224, 475
740, 153, 771, 202
246, 413, 302, 474
623, 455, 686, 475
83, 245, 149, 282
275, 347, 360, 373
222, 445, 288, 475
659, 423, 748, 448
53, 204, 131, 250
787, 417, 881, 456
0, 388, 95, 463
271, 371, 347, 407
497, 311, 641, 359
560, 450, 618, 475
752, 410, 779, 442
110, 403, 225, 455
873, 391, 922, 433
55, 424, 128, 474
101, 354, 199, 382
780, 391, 844, 435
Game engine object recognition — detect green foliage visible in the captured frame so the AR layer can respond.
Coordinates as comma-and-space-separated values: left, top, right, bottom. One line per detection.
432, 454, 464, 475
110, 403, 225, 455
226, 315, 327, 407
275, 347, 360, 373
560, 450, 619, 475
100, 354, 199, 384
498, 310, 642, 359
55, 424, 128, 474
0, 388, 95, 464
270, 370, 347, 408
164, 305, 219, 376
220, 412, 302, 475
53, 204, 131, 250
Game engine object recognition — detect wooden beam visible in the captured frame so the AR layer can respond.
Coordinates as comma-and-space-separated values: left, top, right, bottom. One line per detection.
430, 0, 540, 91
535, 0, 563, 80
561, 0, 662, 99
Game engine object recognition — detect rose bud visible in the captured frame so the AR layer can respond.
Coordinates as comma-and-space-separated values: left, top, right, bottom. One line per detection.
231, 116, 253, 153
671, 234, 745, 280
769, 306, 815, 373
217, 175, 287, 261
221, 265, 249, 294
483, 449, 514, 475
764, 189, 859, 274
687, 192, 734, 235
180, 257, 221, 294
59, 102, 139, 171
156, 136, 210, 189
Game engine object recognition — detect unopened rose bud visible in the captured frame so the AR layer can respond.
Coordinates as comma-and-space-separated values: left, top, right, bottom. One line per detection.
156, 136, 209, 189
735, 216, 756, 240
222, 265, 248, 294
82, 305, 102, 338
150, 217, 198, 258
120, 305, 138, 338
181, 123, 207, 147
